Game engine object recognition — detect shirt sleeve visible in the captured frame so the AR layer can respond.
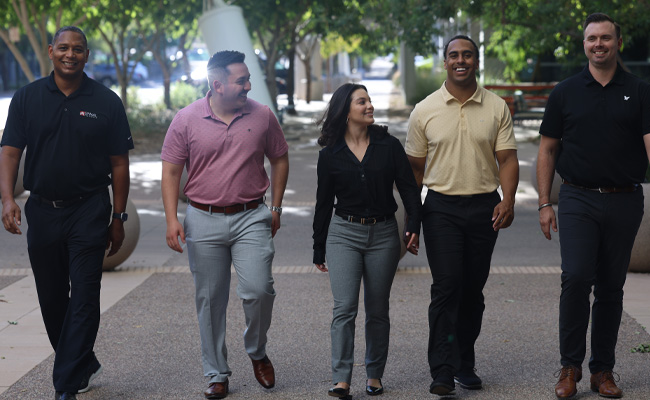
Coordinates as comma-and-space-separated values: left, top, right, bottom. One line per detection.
108, 93, 134, 155
312, 149, 335, 264
161, 111, 189, 165
494, 100, 517, 152
405, 106, 428, 158
265, 107, 289, 159
539, 86, 564, 139
392, 138, 422, 235
1, 91, 27, 150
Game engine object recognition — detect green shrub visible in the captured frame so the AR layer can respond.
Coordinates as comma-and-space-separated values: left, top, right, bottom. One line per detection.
127, 104, 175, 138
408, 69, 446, 105
170, 81, 205, 110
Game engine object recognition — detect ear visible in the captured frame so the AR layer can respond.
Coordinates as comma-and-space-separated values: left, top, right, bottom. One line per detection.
48, 44, 54, 61
211, 79, 222, 93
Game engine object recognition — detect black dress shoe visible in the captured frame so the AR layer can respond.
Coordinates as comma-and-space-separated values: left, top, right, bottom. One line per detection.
366, 379, 384, 395
328, 386, 350, 398
430, 368, 456, 396
55, 392, 77, 400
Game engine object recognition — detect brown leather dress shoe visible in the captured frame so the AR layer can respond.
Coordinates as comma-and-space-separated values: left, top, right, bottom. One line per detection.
590, 371, 622, 398
251, 355, 275, 389
204, 379, 228, 399
555, 365, 582, 398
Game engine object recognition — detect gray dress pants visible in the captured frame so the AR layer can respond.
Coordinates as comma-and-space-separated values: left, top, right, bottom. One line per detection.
185, 204, 276, 383
325, 215, 401, 384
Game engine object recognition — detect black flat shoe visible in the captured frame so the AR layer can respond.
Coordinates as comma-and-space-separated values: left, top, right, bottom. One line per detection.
366, 379, 384, 395
328, 386, 350, 398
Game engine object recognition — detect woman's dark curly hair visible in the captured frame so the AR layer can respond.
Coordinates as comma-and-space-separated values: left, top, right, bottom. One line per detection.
316, 83, 369, 147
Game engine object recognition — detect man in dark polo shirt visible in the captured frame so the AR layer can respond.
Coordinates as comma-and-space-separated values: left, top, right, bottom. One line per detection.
537, 13, 650, 399
0, 26, 133, 400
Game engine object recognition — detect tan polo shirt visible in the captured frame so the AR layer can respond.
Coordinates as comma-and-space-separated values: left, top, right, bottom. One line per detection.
405, 83, 516, 195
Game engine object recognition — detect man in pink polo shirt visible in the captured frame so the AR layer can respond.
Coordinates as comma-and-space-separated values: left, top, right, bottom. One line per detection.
161, 50, 289, 399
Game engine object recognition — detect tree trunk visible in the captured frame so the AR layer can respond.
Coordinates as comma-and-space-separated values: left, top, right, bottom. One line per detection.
305, 61, 312, 104
152, 34, 172, 109
0, 32, 35, 82
286, 47, 297, 115
265, 60, 279, 113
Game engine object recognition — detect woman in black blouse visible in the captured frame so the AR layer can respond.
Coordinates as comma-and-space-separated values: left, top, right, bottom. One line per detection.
312, 83, 422, 397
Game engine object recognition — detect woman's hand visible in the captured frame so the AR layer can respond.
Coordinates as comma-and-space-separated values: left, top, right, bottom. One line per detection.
404, 232, 419, 255
315, 263, 328, 272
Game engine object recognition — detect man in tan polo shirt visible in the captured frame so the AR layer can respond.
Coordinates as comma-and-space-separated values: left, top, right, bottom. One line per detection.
406, 35, 519, 396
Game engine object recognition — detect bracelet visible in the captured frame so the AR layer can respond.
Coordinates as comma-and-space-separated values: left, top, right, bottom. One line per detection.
538, 203, 553, 211
270, 206, 282, 215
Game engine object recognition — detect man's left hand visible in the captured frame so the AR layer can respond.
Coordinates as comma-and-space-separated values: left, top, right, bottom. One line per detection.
492, 200, 514, 231
106, 221, 125, 257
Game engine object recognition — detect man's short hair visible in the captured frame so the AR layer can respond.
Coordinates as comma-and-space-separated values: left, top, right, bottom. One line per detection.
443, 35, 479, 62
584, 12, 621, 39
52, 26, 87, 49
207, 50, 245, 89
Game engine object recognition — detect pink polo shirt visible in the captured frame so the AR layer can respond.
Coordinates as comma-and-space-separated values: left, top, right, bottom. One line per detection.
161, 92, 288, 205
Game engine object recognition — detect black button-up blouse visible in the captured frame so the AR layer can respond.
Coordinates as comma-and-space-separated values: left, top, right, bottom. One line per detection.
312, 125, 422, 264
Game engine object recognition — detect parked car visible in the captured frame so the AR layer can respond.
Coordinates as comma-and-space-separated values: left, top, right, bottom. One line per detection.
92, 62, 149, 87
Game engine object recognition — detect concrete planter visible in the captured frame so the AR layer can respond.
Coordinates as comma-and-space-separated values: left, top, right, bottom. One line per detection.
629, 183, 650, 272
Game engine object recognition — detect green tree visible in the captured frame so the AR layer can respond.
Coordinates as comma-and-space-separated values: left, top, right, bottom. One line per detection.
86, 0, 162, 108
458, 0, 650, 81
148, 0, 201, 109
0, 0, 90, 82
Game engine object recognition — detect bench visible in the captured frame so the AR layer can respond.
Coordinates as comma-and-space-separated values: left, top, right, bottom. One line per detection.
485, 84, 555, 124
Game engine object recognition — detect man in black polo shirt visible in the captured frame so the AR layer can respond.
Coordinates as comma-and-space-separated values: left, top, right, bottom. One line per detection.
0, 26, 133, 400
537, 13, 650, 399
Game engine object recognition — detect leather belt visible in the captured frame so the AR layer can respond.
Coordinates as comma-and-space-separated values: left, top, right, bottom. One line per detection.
562, 180, 638, 194
335, 210, 393, 225
31, 187, 106, 208
190, 198, 263, 214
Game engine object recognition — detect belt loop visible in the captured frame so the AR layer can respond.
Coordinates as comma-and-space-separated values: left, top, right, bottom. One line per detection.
348, 215, 353, 222
208, 205, 213, 214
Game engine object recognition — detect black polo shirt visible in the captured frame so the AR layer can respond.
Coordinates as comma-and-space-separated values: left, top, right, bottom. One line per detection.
540, 64, 650, 187
312, 125, 422, 264
1, 72, 133, 199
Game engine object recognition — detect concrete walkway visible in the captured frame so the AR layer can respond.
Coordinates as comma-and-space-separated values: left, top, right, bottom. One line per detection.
1, 82, 649, 399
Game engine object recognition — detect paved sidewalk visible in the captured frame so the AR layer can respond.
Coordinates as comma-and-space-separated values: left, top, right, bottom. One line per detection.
1, 81, 650, 399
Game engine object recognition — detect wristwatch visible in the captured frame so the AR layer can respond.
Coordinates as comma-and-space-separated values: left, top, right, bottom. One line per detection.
112, 212, 129, 222
270, 206, 282, 215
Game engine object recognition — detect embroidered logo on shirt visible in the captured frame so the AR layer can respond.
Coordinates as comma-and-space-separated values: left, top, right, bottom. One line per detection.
624, 96, 630, 101
79, 111, 98, 119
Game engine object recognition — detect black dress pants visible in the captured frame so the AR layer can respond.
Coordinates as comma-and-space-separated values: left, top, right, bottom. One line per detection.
25, 190, 111, 392
557, 184, 643, 373
422, 190, 499, 377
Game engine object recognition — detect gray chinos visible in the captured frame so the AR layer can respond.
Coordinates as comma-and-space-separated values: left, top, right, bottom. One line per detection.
325, 215, 401, 385
184, 204, 276, 384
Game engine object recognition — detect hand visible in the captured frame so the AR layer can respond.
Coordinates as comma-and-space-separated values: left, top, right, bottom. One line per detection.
166, 219, 186, 253
314, 263, 328, 272
271, 211, 281, 237
404, 232, 419, 255
492, 200, 514, 231
539, 205, 557, 240
106, 220, 125, 257
1, 200, 22, 235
